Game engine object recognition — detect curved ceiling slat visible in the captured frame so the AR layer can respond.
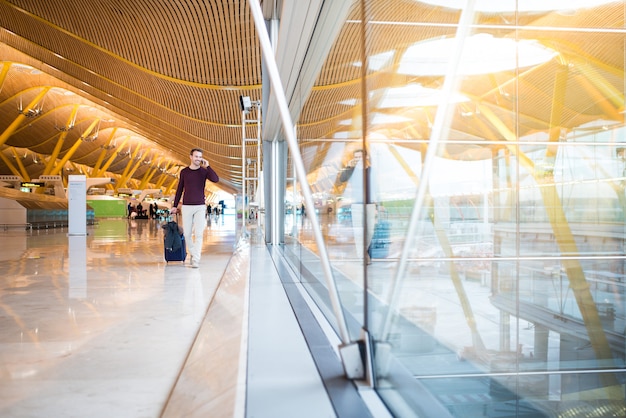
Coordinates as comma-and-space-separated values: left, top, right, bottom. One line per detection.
0, 0, 625, 196
0, 0, 264, 193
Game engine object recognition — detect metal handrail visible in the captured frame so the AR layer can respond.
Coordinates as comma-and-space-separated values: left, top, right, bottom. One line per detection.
248, 0, 350, 345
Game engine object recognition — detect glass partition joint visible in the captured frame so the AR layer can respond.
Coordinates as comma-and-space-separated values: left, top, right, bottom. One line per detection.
339, 328, 374, 387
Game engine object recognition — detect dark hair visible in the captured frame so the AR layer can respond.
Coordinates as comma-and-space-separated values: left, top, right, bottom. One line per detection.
190, 148, 203, 155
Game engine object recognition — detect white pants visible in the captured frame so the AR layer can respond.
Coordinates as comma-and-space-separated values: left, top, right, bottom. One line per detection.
351, 203, 376, 259
181, 204, 206, 262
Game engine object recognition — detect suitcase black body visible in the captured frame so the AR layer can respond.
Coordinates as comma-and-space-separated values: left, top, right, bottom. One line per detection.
165, 234, 187, 262
163, 219, 187, 263
368, 220, 391, 259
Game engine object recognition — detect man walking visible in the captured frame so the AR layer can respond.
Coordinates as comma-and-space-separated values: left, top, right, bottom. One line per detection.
170, 148, 219, 268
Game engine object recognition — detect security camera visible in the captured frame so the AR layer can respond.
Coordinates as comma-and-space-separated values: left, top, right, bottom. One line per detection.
240, 95, 252, 112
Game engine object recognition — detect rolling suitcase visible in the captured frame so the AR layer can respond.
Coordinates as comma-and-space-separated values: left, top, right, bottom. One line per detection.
163, 217, 187, 263
368, 219, 391, 259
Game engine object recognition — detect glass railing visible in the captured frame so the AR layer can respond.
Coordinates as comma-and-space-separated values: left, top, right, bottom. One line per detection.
281, 1, 626, 417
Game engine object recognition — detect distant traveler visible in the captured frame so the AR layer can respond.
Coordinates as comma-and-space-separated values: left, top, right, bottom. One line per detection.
170, 148, 219, 268
339, 148, 378, 264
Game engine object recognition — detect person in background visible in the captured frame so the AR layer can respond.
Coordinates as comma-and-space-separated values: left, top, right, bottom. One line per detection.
170, 148, 219, 268
339, 148, 377, 264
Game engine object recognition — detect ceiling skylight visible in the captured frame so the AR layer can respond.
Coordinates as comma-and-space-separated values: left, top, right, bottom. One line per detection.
415, 0, 616, 13
371, 113, 412, 125
379, 84, 469, 108
398, 34, 557, 76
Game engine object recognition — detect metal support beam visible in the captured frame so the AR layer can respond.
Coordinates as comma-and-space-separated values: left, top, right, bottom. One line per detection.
249, 0, 351, 348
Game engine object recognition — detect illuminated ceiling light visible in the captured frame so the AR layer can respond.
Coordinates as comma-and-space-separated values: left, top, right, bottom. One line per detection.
81, 120, 101, 142
371, 113, 412, 125
398, 34, 557, 76
379, 84, 469, 108
81, 133, 98, 142
414, 0, 616, 13
339, 98, 357, 106
11, 63, 34, 71
17, 95, 44, 118
352, 50, 395, 71
117, 147, 131, 157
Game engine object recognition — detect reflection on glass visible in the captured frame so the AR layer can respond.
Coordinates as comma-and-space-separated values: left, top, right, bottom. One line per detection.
284, 1, 626, 416
68, 235, 87, 299
417, 0, 617, 13
398, 34, 557, 76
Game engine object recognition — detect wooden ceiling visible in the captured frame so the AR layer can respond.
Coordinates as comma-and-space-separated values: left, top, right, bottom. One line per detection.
0, 0, 624, 195
0, 0, 262, 194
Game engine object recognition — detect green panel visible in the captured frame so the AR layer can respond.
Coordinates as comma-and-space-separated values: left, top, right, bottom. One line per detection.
86, 199, 127, 217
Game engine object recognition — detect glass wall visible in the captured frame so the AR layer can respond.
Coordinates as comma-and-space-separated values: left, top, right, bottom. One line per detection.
282, 1, 625, 417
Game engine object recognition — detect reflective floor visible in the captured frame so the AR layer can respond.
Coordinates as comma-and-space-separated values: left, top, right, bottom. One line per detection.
0, 216, 344, 418
0, 217, 236, 417
0, 215, 356, 418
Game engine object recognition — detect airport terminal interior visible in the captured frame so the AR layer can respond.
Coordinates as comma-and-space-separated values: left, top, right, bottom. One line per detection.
1, 1, 625, 417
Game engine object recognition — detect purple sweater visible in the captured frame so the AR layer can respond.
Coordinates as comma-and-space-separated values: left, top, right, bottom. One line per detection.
173, 166, 219, 206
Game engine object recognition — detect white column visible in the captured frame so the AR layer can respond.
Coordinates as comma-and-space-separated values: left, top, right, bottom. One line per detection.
68, 175, 87, 236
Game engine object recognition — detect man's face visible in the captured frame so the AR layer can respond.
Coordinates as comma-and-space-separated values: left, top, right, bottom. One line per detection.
190, 151, 203, 166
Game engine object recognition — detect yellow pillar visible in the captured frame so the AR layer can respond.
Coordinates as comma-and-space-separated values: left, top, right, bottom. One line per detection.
0, 62, 11, 91
155, 162, 174, 189
115, 146, 142, 189
43, 105, 79, 174
138, 156, 163, 189
10, 147, 30, 181
546, 65, 569, 158
51, 118, 100, 175
0, 87, 51, 147
95, 136, 130, 177
91, 128, 118, 175
480, 103, 621, 398
0, 151, 23, 177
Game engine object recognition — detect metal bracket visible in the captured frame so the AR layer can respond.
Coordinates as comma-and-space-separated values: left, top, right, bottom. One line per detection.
339, 329, 375, 383
339, 340, 365, 380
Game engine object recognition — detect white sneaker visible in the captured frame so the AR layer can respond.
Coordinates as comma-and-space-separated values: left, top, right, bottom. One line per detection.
191, 259, 199, 268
